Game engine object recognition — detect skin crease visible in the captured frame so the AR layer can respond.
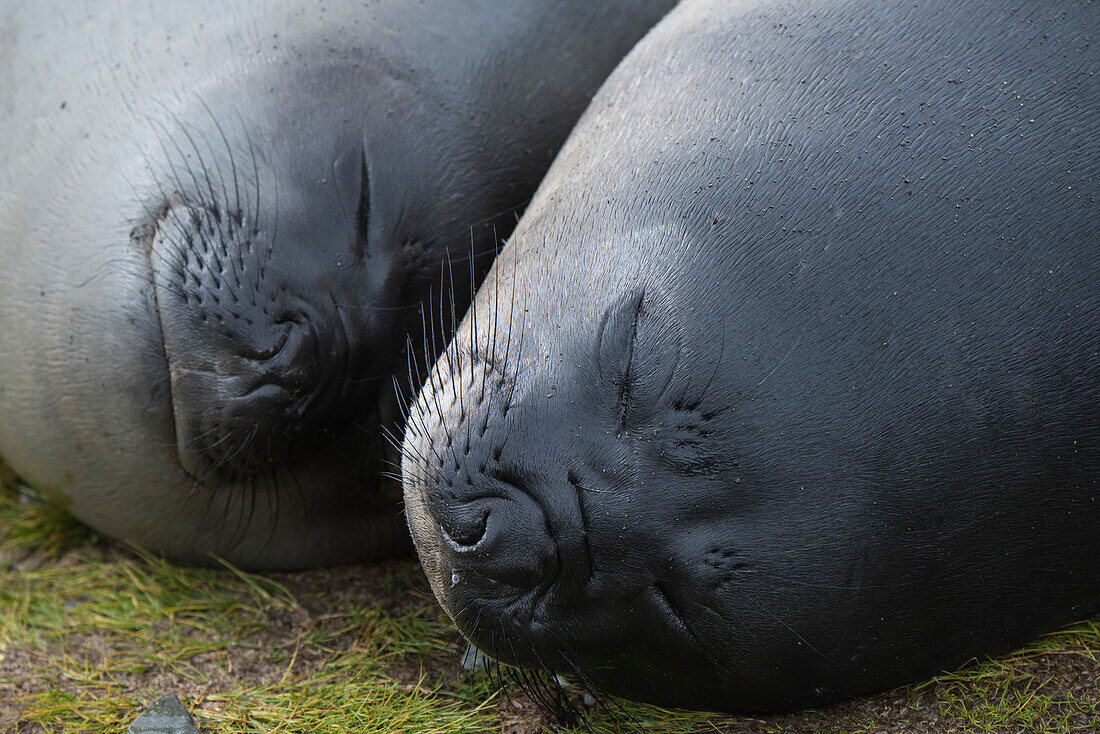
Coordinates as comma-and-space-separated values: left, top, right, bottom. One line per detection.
402, 0, 1099, 713
0, 0, 680, 570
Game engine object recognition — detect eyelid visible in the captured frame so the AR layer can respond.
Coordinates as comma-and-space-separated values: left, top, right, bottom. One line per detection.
595, 288, 645, 388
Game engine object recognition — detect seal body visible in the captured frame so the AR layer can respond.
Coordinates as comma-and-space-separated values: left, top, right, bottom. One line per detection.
0, 0, 678, 568
402, 0, 1100, 711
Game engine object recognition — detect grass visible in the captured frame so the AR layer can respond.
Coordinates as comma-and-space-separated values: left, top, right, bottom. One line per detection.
0, 470, 1096, 733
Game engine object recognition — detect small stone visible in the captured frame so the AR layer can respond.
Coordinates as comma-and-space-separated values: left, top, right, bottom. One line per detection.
128, 695, 199, 734
460, 643, 490, 672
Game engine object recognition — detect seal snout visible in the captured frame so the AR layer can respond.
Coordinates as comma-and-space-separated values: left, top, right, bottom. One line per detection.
403, 365, 564, 613
148, 202, 347, 480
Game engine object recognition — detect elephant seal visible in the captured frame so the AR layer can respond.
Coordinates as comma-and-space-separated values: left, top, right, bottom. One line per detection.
0, 0, 679, 569
402, 0, 1100, 713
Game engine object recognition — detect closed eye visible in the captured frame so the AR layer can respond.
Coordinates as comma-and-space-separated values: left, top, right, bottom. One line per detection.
354, 146, 370, 257
594, 289, 645, 433
596, 288, 695, 437
615, 294, 644, 431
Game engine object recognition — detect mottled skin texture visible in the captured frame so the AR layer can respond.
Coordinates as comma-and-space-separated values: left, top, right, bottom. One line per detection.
0, 0, 678, 569
403, 0, 1100, 713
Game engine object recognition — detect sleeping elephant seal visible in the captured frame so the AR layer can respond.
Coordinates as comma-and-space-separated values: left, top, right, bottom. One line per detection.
0, 0, 679, 569
402, 0, 1100, 712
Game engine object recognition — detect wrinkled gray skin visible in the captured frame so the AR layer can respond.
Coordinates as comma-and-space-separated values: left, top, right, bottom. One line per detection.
0, 0, 678, 569
404, 0, 1099, 713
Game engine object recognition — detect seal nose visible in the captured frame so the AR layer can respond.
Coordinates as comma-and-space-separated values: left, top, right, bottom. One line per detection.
429, 487, 555, 590
241, 315, 320, 400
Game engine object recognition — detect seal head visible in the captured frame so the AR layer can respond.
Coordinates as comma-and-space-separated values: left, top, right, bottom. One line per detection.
403, 0, 1100, 711
0, 0, 680, 568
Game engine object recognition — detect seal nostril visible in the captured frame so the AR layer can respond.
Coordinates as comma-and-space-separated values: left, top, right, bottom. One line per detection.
439, 505, 490, 549
243, 324, 291, 361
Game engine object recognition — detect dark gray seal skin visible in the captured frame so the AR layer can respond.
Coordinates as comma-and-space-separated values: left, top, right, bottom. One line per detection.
402, 0, 1100, 713
0, 0, 679, 570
